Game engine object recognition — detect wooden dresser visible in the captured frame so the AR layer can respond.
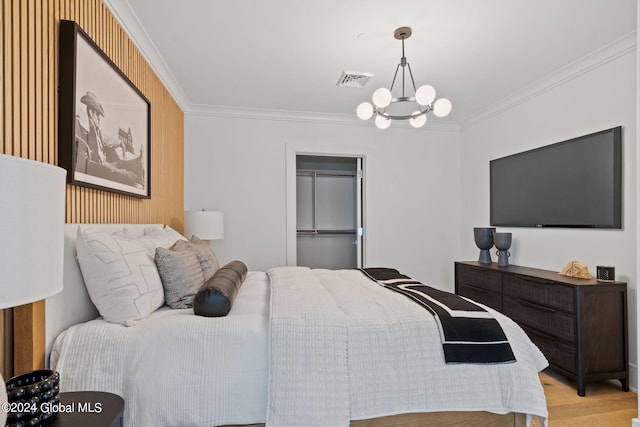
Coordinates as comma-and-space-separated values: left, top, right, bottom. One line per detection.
455, 261, 628, 396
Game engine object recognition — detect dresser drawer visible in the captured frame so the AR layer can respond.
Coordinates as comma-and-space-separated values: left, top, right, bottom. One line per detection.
503, 274, 575, 314
521, 325, 576, 374
503, 296, 575, 343
457, 284, 502, 312
456, 264, 502, 293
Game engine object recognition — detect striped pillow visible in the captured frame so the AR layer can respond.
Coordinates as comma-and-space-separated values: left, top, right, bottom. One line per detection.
173, 236, 220, 281
155, 243, 205, 309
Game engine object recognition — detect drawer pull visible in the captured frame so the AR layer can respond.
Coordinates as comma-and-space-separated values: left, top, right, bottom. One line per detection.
516, 298, 556, 313
466, 265, 489, 272
463, 284, 490, 294
515, 274, 554, 285
525, 327, 557, 341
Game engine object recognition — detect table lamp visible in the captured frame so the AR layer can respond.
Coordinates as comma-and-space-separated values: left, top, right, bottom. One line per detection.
0, 154, 66, 425
184, 210, 224, 240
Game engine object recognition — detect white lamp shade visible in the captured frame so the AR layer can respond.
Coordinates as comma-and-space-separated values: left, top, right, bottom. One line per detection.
374, 115, 391, 129
415, 85, 436, 106
184, 211, 224, 240
409, 113, 427, 128
356, 102, 374, 120
0, 155, 66, 309
433, 98, 452, 117
372, 87, 392, 108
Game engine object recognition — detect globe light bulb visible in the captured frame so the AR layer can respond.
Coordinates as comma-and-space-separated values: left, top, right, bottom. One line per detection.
375, 115, 391, 129
356, 102, 374, 120
433, 98, 452, 117
415, 85, 436, 106
372, 88, 392, 108
409, 112, 427, 128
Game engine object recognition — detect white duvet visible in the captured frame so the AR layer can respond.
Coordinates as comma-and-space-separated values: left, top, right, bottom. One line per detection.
51, 271, 270, 427
51, 268, 548, 427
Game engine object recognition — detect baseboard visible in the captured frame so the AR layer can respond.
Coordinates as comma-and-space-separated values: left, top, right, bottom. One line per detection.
626, 365, 638, 427
630, 363, 638, 392
607, 363, 638, 392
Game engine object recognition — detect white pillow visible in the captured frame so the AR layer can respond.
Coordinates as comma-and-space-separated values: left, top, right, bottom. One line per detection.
76, 227, 165, 326
136, 225, 186, 256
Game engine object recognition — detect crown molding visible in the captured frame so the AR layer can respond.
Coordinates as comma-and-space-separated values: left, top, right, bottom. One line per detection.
102, 0, 190, 111
185, 103, 460, 131
462, 30, 637, 129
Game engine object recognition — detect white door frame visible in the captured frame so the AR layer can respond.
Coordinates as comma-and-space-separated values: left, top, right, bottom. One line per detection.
285, 142, 366, 266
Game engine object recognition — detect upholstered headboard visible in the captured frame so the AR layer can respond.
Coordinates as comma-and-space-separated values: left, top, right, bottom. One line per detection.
44, 223, 163, 364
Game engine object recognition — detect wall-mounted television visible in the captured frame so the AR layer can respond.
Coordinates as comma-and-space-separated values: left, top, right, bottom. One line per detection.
490, 126, 622, 229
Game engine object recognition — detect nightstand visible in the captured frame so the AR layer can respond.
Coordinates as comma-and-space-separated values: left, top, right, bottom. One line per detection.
48, 391, 124, 427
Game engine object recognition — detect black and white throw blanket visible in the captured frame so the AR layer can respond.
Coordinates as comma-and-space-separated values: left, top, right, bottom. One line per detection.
361, 267, 516, 364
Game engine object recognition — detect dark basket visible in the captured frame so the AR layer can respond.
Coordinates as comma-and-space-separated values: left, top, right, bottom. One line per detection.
5, 370, 60, 426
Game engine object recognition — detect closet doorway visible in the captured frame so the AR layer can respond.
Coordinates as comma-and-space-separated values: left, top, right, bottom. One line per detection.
295, 155, 364, 269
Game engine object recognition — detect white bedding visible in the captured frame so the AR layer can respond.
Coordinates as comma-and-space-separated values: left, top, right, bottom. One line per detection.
51, 271, 270, 427
267, 267, 548, 427
51, 267, 548, 427
267, 267, 350, 427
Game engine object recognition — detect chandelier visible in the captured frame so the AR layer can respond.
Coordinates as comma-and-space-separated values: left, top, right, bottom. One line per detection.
356, 26, 452, 129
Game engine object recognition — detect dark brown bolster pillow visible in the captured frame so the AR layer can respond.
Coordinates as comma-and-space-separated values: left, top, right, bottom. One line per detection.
193, 260, 248, 317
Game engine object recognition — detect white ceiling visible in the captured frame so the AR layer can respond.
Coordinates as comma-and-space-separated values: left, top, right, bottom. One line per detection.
107, 0, 636, 126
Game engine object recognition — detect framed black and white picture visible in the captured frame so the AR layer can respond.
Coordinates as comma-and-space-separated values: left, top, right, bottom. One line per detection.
58, 20, 151, 198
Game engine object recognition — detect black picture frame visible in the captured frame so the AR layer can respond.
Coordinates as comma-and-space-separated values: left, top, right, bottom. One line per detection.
58, 20, 151, 198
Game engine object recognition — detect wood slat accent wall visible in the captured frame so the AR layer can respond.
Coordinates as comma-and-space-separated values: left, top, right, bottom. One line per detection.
0, 310, 12, 379
1, 0, 185, 376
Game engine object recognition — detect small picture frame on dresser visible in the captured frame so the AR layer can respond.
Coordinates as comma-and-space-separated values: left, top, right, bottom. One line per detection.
596, 265, 616, 282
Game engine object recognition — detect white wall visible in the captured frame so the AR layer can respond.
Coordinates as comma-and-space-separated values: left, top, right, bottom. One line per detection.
460, 45, 637, 389
184, 116, 461, 290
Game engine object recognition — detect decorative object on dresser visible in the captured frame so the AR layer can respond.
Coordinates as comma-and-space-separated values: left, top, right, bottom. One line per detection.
596, 265, 616, 282
493, 232, 512, 266
559, 260, 593, 279
455, 261, 628, 396
473, 227, 495, 264
0, 154, 67, 426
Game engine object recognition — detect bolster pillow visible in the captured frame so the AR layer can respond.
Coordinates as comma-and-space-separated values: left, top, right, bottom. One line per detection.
193, 260, 248, 317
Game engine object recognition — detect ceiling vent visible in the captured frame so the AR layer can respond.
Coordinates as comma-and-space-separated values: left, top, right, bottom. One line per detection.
336, 71, 373, 88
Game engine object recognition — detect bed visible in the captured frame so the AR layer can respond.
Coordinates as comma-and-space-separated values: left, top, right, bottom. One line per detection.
46, 224, 548, 427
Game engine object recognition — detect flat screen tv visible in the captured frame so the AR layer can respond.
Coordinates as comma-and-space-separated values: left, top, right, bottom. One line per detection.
490, 126, 622, 229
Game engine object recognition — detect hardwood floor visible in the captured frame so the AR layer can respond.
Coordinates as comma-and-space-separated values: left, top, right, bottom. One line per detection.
532, 369, 637, 426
